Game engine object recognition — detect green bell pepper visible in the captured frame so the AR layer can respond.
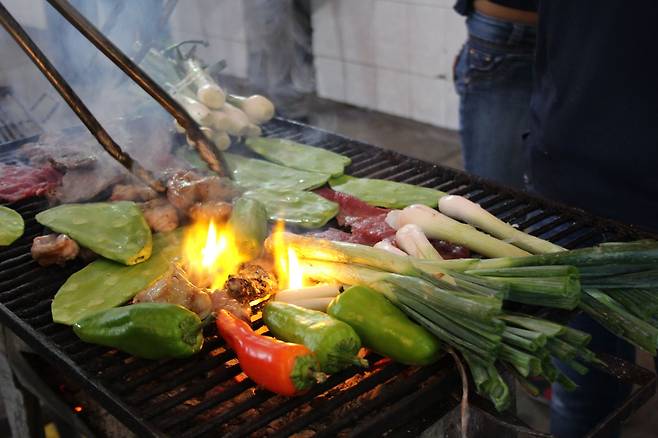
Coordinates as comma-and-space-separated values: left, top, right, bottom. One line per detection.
327, 285, 441, 365
263, 301, 367, 373
73, 302, 204, 360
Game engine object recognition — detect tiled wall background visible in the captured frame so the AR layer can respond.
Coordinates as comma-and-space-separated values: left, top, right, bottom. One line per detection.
1, 0, 465, 131
168, 0, 249, 79
312, 0, 466, 130
168, 0, 466, 130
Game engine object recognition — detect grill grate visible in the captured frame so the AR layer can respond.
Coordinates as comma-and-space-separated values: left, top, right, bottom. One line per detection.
0, 117, 655, 437
0, 87, 42, 147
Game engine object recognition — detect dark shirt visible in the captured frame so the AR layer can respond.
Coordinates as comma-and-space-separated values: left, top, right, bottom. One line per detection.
454, 0, 538, 16
526, 1, 658, 231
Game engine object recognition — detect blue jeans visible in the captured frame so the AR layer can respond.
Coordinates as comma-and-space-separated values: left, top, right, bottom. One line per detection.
454, 12, 535, 189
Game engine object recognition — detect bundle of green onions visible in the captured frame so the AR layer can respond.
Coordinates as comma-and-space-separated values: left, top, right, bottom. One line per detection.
272, 232, 658, 409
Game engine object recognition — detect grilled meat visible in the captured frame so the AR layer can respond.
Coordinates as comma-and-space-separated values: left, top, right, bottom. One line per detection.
18, 137, 97, 171
0, 163, 62, 203
31, 234, 79, 266
52, 167, 125, 203
140, 198, 180, 233
188, 201, 232, 222
211, 291, 251, 323
111, 184, 158, 202
133, 263, 212, 318
166, 170, 240, 212
224, 263, 277, 304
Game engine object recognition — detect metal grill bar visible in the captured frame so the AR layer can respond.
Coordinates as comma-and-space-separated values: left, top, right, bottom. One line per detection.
0, 117, 654, 437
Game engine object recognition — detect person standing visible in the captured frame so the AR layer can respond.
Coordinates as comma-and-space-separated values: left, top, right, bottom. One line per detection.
453, 0, 538, 188
526, 1, 658, 437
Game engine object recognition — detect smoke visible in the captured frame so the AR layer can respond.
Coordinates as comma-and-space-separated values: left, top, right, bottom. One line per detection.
0, 0, 178, 177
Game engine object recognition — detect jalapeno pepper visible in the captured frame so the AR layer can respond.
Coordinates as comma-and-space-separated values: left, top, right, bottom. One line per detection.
263, 302, 368, 373
72, 303, 204, 359
216, 309, 325, 396
327, 285, 441, 365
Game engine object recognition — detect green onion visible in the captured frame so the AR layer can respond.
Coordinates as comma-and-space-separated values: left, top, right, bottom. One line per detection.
556, 373, 578, 391
499, 314, 565, 337
499, 344, 542, 377
580, 288, 658, 354
395, 224, 443, 259
438, 195, 564, 254
463, 352, 511, 411
389, 204, 531, 258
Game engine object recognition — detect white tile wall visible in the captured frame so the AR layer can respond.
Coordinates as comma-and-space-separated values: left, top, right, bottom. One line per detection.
315, 57, 345, 102
164, 0, 465, 129
344, 62, 378, 109
373, 1, 409, 70
169, 1, 248, 79
311, 0, 466, 131
376, 69, 411, 117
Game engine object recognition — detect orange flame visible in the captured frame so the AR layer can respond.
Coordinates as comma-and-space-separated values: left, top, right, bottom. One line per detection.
271, 221, 305, 289
183, 218, 246, 289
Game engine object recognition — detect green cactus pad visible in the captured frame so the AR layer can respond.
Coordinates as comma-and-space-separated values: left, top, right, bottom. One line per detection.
36, 201, 152, 265
52, 230, 182, 325
243, 188, 338, 229
0, 206, 24, 246
245, 137, 351, 177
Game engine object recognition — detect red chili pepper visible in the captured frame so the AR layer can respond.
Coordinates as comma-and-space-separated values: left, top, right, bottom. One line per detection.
216, 310, 325, 396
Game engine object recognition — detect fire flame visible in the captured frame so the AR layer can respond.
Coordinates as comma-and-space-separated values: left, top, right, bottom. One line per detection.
271, 221, 305, 289
183, 218, 246, 289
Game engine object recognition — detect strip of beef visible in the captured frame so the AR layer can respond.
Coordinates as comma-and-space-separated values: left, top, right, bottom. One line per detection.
166, 170, 241, 212
140, 198, 179, 233
111, 184, 158, 202
0, 163, 62, 203
31, 234, 79, 266
188, 201, 232, 222
315, 187, 388, 225
133, 264, 212, 318
315, 187, 395, 244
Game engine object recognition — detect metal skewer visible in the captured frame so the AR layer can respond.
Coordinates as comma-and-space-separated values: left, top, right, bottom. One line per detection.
0, 2, 165, 193
46, 0, 230, 177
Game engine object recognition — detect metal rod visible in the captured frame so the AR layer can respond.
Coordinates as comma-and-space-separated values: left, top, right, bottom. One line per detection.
46, 0, 229, 177
0, 2, 165, 193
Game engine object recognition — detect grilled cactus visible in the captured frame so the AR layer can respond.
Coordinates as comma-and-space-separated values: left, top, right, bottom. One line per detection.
52, 231, 182, 325
243, 188, 338, 229
224, 153, 330, 191
245, 137, 351, 177
228, 197, 268, 260
0, 206, 24, 246
36, 201, 152, 265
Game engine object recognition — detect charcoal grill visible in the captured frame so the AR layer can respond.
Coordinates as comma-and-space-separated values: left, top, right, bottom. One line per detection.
0, 117, 656, 437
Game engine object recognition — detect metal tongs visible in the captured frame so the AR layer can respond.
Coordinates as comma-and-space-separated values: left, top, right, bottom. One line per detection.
0, 0, 230, 193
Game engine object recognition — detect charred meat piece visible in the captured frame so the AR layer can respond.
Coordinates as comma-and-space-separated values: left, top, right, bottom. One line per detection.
166, 170, 240, 212
140, 198, 180, 233
111, 184, 158, 202
188, 201, 232, 222
224, 263, 277, 304
31, 234, 79, 266
211, 291, 251, 323
133, 264, 212, 318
